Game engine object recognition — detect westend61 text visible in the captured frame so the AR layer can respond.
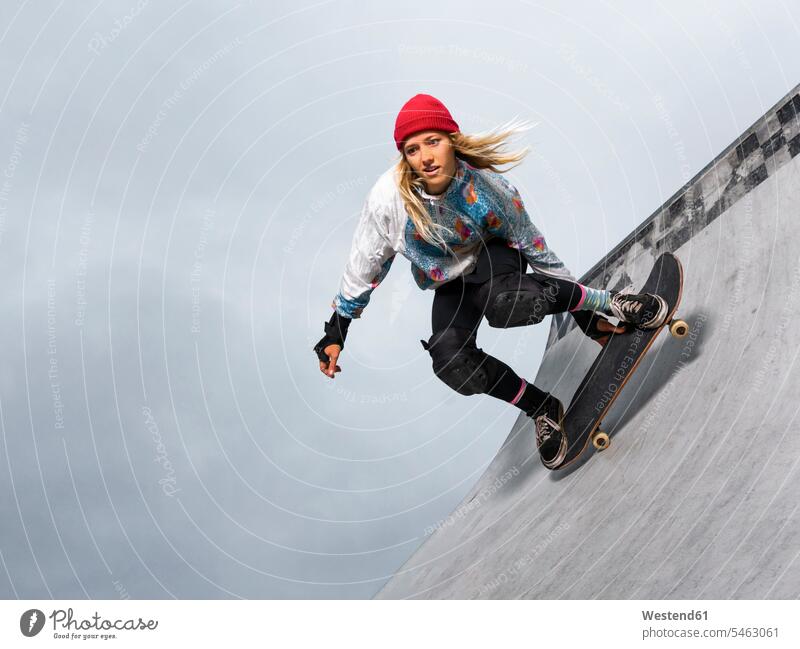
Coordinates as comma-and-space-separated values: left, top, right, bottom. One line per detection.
642, 610, 708, 621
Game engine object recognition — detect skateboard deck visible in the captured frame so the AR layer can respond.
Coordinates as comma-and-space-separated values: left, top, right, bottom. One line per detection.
551, 252, 686, 470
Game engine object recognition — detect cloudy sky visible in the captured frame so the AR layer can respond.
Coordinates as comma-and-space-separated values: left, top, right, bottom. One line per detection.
0, 0, 798, 599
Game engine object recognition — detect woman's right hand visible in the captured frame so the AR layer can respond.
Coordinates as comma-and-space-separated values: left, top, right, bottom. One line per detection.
313, 311, 350, 377
318, 344, 342, 378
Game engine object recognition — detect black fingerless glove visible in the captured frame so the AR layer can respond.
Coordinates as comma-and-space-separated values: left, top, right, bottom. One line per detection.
313, 311, 351, 362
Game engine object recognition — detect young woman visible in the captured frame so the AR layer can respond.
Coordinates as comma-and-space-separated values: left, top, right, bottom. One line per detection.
314, 94, 667, 469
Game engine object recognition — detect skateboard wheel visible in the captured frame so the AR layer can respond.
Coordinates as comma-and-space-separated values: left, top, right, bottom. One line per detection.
669, 319, 689, 339
592, 431, 610, 451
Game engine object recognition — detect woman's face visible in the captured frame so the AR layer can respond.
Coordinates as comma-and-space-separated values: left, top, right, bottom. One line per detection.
402, 130, 457, 195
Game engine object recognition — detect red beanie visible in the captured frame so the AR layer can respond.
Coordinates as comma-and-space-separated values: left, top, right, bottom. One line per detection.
394, 94, 459, 151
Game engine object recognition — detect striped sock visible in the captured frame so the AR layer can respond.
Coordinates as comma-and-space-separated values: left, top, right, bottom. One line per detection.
569, 284, 612, 315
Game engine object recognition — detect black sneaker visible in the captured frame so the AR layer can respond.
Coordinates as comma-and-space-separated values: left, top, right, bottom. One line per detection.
609, 291, 668, 329
526, 394, 567, 469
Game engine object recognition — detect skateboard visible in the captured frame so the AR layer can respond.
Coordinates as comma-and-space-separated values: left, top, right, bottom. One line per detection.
550, 252, 687, 471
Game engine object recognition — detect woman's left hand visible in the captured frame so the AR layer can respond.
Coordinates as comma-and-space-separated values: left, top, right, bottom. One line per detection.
593, 318, 627, 347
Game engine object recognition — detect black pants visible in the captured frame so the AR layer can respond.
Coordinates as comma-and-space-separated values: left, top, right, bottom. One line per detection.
430, 238, 582, 408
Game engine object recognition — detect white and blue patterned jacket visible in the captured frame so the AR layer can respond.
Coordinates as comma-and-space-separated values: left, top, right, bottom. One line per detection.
332, 157, 574, 319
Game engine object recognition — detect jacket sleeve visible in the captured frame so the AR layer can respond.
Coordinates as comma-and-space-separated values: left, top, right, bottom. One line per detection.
332, 199, 397, 319
481, 172, 575, 281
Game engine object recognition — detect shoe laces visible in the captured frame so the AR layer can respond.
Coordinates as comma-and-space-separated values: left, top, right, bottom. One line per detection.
535, 415, 560, 447
613, 293, 643, 315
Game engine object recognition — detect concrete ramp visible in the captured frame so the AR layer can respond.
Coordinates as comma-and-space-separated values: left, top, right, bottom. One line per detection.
377, 86, 800, 599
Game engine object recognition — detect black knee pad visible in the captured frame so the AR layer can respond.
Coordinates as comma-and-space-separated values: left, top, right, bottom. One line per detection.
420, 328, 489, 396
478, 272, 549, 328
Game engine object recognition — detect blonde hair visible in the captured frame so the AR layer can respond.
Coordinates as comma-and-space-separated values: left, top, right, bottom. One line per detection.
395, 118, 535, 249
